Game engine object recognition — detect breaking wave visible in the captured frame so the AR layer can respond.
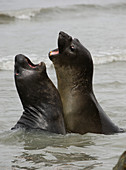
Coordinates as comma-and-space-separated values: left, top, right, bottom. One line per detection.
0, 8, 41, 20
93, 53, 126, 65
0, 53, 126, 71
0, 2, 126, 21
0, 54, 52, 71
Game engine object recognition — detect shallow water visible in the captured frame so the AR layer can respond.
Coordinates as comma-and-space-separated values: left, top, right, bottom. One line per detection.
0, 0, 126, 169
0, 62, 126, 169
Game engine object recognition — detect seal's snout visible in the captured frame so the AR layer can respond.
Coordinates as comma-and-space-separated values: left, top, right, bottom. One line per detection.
59, 31, 67, 37
58, 31, 72, 53
59, 31, 72, 41
15, 54, 25, 64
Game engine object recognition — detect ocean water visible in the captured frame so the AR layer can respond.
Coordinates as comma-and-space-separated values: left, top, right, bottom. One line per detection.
0, 0, 126, 169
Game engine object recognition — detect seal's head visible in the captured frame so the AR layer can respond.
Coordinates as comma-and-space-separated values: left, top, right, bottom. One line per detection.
49, 31, 93, 69
15, 54, 46, 80
49, 31, 93, 93
14, 54, 46, 108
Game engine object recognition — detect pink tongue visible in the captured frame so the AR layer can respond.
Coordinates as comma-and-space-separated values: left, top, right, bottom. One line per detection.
28, 63, 36, 68
50, 50, 59, 55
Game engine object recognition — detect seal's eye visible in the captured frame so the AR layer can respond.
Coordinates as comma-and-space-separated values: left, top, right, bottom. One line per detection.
70, 45, 75, 52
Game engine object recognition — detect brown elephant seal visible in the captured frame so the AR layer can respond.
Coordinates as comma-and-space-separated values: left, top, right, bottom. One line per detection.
49, 31, 124, 135
12, 54, 66, 135
113, 151, 126, 170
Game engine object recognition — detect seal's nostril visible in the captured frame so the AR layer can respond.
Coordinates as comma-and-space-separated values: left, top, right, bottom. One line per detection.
59, 31, 72, 42
59, 31, 64, 36
59, 31, 67, 38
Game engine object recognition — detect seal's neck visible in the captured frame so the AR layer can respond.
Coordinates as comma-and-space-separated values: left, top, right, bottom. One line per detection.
17, 106, 48, 130
55, 65, 93, 94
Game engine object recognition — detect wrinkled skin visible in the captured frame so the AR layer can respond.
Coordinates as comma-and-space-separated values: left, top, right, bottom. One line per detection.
12, 54, 66, 135
49, 31, 124, 134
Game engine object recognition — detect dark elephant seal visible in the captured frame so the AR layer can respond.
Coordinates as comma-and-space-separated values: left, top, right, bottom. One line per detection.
49, 31, 124, 135
113, 151, 126, 170
12, 54, 66, 135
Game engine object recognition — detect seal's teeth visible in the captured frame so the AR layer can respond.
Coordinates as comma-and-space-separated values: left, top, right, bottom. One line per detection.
49, 51, 52, 56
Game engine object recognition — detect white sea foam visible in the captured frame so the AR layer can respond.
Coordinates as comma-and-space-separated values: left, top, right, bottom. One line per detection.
0, 8, 41, 20
0, 55, 14, 71
0, 53, 126, 71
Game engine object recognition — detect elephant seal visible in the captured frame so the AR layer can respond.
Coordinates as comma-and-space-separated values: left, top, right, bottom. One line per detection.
12, 54, 66, 135
113, 151, 126, 170
49, 31, 124, 134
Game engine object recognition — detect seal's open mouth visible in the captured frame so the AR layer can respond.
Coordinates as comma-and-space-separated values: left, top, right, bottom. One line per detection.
25, 57, 38, 68
15, 54, 44, 76
49, 48, 59, 57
